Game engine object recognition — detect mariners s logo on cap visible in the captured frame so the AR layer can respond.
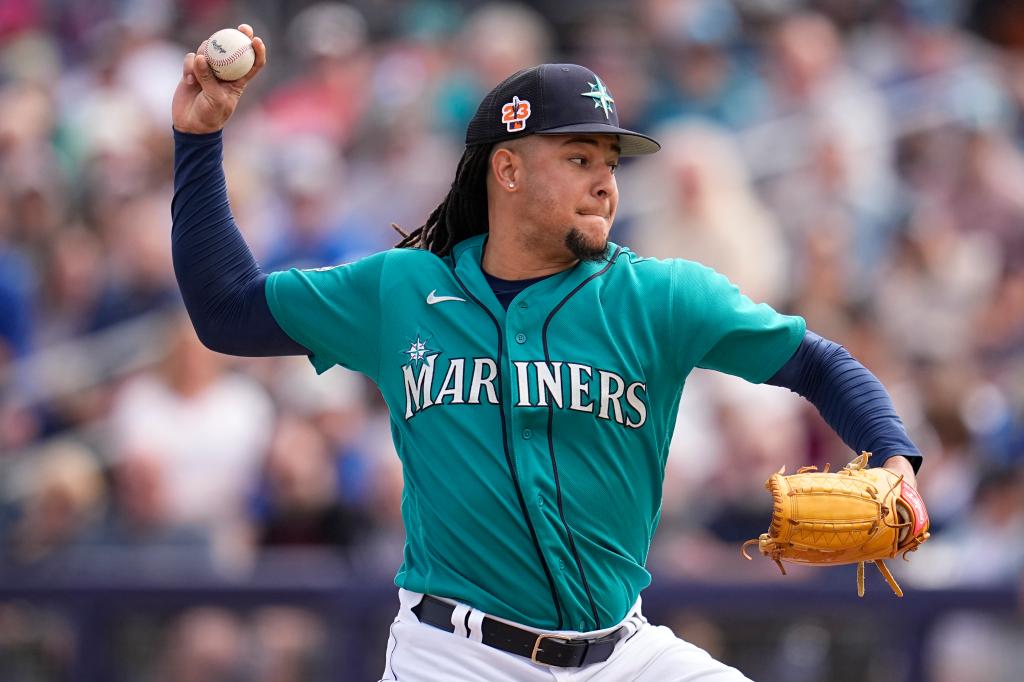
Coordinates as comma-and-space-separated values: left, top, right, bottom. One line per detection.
581, 76, 615, 120
500, 96, 531, 133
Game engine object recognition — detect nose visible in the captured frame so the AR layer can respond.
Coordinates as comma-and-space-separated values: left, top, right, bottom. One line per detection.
594, 167, 615, 200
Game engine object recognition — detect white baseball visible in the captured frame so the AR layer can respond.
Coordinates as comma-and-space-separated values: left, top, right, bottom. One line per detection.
201, 28, 255, 82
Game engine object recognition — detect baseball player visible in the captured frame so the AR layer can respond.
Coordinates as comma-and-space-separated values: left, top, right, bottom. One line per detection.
171, 25, 925, 681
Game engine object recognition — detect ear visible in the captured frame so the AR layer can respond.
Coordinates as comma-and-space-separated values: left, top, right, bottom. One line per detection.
490, 146, 521, 192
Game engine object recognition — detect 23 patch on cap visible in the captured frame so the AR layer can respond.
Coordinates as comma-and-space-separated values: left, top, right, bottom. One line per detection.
501, 96, 531, 132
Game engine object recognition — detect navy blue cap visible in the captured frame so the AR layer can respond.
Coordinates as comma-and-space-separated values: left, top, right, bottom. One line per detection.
465, 64, 660, 156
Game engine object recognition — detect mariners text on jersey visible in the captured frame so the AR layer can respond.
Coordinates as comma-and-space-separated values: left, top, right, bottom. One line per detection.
402, 355, 648, 427
264, 233, 805, 631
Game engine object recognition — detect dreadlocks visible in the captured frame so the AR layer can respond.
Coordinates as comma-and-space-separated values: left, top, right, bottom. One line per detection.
394, 144, 493, 257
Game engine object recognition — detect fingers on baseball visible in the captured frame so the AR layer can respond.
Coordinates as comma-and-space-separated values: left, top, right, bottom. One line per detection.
182, 52, 206, 87
194, 53, 217, 88
236, 37, 266, 87
192, 41, 213, 83
237, 24, 254, 39
252, 38, 267, 70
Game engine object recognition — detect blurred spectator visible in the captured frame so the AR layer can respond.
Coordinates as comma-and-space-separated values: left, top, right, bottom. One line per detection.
107, 313, 274, 567
853, 3, 1010, 133
2, 439, 105, 569
151, 605, 328, 682
262, 3, 372, 146
89, 192, 179, 331
628, 120, 790, 305
78, 454, 215, 575
156, 607, 246, 682
1001, 49, 1024, 146
756, 11, 899, 282
638, 0, 769, 129
0, 245, 33, 360
355, 452, 407, 574
258, 134, 379, 270
249, 606, 328, 681
0, 603, 74, 680
255, 413, 370, 552
33, 225, 105, 346
57, 23, 157, 168
432, 2, 554, 138
271, 356, 378, 504
905, 467, 1024, 587
875, 206, 1002, 362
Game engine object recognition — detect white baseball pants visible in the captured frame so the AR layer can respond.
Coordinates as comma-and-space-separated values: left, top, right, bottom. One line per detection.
379, 589, 753, 681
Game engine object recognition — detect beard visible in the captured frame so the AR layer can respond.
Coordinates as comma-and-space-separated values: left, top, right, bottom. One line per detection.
564, 227, 608, 263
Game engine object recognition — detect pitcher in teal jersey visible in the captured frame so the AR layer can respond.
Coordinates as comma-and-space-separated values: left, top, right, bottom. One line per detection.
267, 237, 804, 635
172, 29, 924, 681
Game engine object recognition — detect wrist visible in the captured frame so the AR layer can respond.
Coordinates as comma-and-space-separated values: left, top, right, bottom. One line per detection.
882, 455, 917, 487
173, 127, 224, 142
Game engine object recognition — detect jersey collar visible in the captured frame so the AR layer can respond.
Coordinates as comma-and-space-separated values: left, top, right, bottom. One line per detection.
451, 234, 620, 320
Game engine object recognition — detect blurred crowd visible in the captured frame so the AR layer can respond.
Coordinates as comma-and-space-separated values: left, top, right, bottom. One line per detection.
1, 0, 1023, 679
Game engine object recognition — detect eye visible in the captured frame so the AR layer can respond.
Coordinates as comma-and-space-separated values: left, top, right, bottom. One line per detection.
569, 157, 587, 167
608, 163, 619, 175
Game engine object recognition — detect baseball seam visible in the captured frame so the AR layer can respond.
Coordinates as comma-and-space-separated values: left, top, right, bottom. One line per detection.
206, 43, 251, 68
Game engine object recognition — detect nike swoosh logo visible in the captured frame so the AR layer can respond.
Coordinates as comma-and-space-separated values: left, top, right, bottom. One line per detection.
426, 289, 466, 305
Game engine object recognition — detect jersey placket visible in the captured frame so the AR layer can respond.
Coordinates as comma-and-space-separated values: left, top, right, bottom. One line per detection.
503, 291, 587, 627
450, 240, 607, 630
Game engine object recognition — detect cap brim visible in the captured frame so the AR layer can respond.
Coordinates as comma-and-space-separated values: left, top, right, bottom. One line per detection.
535, 122, 660, 156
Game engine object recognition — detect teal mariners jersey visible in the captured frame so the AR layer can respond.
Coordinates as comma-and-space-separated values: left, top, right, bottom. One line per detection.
265, 234, 805, 631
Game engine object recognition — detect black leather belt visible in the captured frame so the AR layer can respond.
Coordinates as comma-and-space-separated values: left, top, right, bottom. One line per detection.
411, 594, 624, 667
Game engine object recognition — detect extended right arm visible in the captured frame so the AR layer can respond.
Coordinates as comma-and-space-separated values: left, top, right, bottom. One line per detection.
170, 24, 306, 357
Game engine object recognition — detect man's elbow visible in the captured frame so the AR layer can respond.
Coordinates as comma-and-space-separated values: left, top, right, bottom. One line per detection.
187, 317, 237, 355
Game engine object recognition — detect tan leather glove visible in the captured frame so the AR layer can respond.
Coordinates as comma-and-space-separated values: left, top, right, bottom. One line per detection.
742, 453, 930, 597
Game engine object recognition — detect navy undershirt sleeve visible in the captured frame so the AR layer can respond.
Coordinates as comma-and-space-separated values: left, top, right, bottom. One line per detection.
171, 129, 308, 357
766, 330, 923, 473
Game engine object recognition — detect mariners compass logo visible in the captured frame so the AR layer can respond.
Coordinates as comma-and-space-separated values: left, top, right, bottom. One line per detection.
403, 335, 438, 366
581, 76, 615, 119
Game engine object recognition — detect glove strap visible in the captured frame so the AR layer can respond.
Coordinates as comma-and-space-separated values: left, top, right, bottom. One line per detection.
875, 560, 904, 597
858, 560, 904, 598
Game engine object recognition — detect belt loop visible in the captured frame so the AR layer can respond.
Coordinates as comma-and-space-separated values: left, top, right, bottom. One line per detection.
404, 590, 426, 622
450, 603, 471, 638
578, 640, 592, 667
467, 608, 485, 643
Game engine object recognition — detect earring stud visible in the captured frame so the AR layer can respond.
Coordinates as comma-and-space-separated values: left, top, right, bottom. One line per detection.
508, 183, 515, 188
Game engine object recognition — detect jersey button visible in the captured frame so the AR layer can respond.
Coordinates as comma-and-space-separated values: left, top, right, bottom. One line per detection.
536, 494, 544, 507
558, 559, 566, 571
522, 428, 532, 440
515, 332, 527, 344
